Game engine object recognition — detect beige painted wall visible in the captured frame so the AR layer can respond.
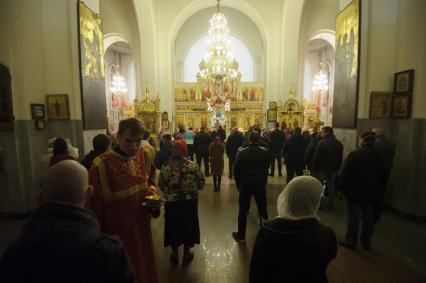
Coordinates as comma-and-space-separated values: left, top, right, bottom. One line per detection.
298, 0, 339, 102
280, 0, 304, 102
357, 0, 426, 118
0, 0, 82, 120
132, 0, 159, 97
100, 0, 142, 99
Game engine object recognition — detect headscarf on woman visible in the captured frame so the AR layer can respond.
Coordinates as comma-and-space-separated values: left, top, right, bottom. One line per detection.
53, 137, 68, 155
276, 176, 323, 220
250, 175, 336, 283
213, 136, 221, 145
49, 137, 75, 167
283, 129, 292, 140
171, 139, 188, 159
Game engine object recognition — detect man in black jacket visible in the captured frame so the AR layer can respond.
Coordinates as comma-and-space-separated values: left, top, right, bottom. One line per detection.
372, 127, 396, 222
268, 122, 285, 176
283, 127, 305, 183
193, 127, 212, 176
226, 128, 244, 178
232, 131, 271, 243
338, 132, 383, 250
0, 160, 135, 283
312, 126, 343, 209
305, 130, 320, 171
217, 125, 226, 142
81, 134, 111, 170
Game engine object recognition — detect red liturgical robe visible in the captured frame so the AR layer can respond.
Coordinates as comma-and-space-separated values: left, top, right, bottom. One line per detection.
89, 148, 158, 283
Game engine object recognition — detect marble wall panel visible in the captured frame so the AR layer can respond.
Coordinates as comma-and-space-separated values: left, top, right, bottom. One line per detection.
0, 120, 84, 214
358, 119, 426, 219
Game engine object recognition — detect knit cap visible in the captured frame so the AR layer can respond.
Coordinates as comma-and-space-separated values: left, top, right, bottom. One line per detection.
277, 176, 323, 220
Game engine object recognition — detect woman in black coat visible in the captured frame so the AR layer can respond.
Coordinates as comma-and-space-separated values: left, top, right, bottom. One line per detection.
250, 176, 337, 283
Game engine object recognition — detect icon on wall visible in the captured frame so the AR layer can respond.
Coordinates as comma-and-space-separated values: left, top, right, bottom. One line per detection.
393, 69, 414, 93
47, 94, 70, 120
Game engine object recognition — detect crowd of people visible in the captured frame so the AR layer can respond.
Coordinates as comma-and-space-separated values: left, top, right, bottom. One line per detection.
0, 117, 396, 283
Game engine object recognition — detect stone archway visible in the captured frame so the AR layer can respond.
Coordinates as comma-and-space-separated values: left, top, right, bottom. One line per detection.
303, 32, 336, 127
103, 34, 135, 132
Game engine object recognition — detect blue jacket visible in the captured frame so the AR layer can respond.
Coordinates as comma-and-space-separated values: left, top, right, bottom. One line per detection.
184, 131, 195, 145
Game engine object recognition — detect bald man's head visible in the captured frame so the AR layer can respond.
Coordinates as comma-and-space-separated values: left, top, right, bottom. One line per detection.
41, 160, 91, 206
372, 127, 384, 136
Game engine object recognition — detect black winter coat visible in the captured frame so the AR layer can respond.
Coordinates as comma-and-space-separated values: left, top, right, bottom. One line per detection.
312, 135, 343, 172
374, 135, 396, 171
81, 150, 104, 170
217, 128, 226, 142
338, 145, 383, 203
233, 144, 270, 191
250, 218, 337, 283
194, 131, 212, 153
269, 129, 285, 154
283, 134, 305, 168
305, 136, 319, 170
154, 142, 173, 169
0, 202, 135, 283
226, 132, 244, 160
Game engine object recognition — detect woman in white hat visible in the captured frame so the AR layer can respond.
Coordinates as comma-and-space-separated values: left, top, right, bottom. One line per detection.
250, 176, 337, 283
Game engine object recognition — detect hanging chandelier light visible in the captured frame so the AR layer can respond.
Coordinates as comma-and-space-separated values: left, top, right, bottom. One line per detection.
110, 72, 128, 94
197, 0, 240, 112
312, 69, 329, 92
312, 44, 329, 93
110, 63, 128, 108
197, 0, 240, 82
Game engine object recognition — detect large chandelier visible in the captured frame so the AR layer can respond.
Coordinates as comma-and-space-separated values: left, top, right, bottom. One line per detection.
197, 0, 240, 111
312, 70, 329, 92
311, 64, 329, 111
110, 64, 128, 108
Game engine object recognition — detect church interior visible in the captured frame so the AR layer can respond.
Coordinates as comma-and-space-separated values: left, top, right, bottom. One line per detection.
0, 0, 426, 282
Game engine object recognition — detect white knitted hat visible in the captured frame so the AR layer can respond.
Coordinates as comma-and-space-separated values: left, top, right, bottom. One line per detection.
277, 176, 324, 220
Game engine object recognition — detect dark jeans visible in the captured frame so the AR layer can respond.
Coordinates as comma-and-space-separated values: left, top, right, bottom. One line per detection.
374, 169, 390, 222
213, 175, 222, 191
228, 157, 235, 177
196, 151, 209, 175
238, 190, 268, 238
270, 152, 282, 176
187, 144, 195, 161
345, 201, 374, 246
313, 171, 337, 207
286, 166, 304, 184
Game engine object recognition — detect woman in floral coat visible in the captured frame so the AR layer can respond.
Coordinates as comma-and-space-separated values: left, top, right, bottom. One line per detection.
158, 140, 205, 264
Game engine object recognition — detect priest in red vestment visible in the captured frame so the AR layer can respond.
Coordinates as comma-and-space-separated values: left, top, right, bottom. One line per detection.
89, 118, 159, 283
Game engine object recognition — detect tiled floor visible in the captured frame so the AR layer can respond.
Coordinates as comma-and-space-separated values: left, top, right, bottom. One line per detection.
1, 169, 426, 282
151, 174, 426, 283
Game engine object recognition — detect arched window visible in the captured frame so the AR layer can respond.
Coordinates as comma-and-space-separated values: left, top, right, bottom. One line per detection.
184, 35, 254, 82
128, 63, 136, 103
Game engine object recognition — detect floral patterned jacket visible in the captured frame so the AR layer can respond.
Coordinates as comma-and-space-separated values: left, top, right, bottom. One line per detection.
158, 159, 205, 202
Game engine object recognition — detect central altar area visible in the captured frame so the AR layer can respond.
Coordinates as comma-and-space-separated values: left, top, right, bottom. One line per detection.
174, 82, 264, 130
